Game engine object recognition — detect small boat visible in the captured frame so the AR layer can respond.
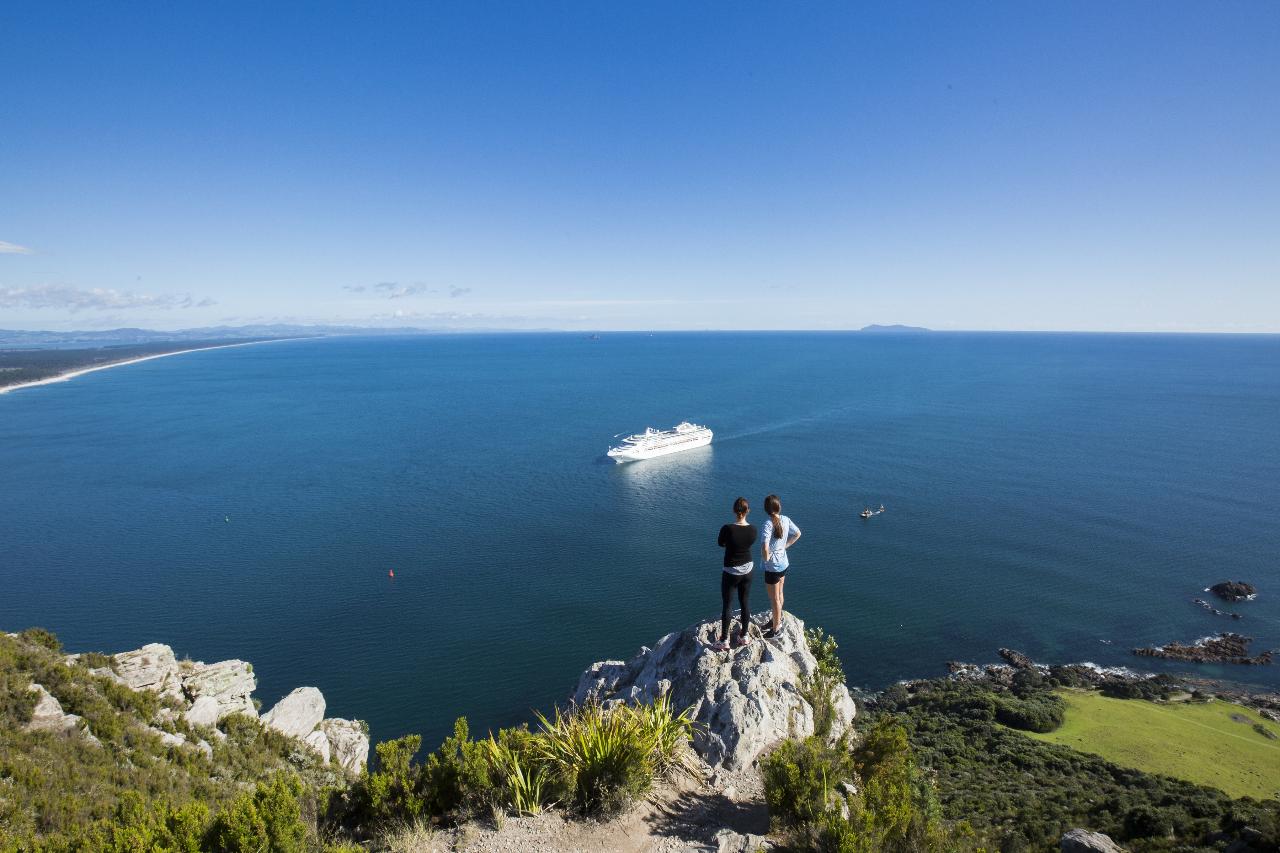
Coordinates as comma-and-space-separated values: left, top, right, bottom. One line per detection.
860, 504, 885, 519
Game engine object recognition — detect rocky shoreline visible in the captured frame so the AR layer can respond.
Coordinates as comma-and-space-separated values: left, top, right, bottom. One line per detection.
1133, 633, 1274, 666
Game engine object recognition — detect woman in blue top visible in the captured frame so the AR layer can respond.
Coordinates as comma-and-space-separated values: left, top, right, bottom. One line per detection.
760, 494, 801, 639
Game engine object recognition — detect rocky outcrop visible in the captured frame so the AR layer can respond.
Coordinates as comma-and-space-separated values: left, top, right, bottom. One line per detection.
1133, 633, 1273, 666
998, 648, 1036, 669
184, 695, 221, 728
1209, 581, 1257, 602
573, 612, 856, 771
114, 643, 185, 699
304, 730, 331, 762
1194, 598, 1243, 619
180, 659, 257, 718
1061, 828, 1125, 852
262, 687, 325, 739
320, 718, 371, 778
25, 684, 84, 735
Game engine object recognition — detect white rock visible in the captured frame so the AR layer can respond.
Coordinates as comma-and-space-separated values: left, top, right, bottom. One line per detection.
149, 726, 187, 749
181, 659, 257, 719
184, 695, 221, 728
573, 611, 857, 771
1061, 829, 1126, 853
304, 729, 331, 763
320, 718, 370, 777
196, 739, 214, 759
261, 687, 325, 739
716, 828, 776, 852
25, 684, 82, 735
114, 643, 185, 700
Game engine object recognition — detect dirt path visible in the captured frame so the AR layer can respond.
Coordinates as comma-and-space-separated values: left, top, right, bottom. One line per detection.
429, 766, 772, 852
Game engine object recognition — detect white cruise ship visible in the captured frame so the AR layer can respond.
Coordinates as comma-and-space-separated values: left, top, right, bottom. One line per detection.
607, 421, 713, 463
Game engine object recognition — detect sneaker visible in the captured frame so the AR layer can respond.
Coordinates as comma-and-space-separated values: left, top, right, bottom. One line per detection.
763, 626, 778, 639
707, 639, 729, 652
731, 632, 753, 648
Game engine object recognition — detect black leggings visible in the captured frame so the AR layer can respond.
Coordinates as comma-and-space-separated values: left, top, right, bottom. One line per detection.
720, 571, 752, 640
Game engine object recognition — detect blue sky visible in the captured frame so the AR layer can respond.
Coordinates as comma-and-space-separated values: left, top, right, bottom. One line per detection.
2, 2, 1277, 332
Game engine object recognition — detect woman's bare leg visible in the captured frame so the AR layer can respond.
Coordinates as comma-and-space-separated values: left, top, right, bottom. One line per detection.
772, 577, 785, 630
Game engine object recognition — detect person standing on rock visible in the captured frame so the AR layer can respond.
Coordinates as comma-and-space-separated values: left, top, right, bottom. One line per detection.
714, 496, 758, 650
761, 494, 801, 639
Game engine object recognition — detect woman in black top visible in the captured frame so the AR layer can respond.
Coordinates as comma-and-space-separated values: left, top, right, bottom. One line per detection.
713, 496, 757, 650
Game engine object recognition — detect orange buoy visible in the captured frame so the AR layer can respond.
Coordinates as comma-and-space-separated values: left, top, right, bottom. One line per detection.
388, 569, 395, 578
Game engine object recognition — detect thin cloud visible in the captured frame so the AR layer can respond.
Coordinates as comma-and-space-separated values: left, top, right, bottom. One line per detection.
345, 281, 436, 299
0, 241, 34, 254
0, 284, 217, 312
448, 286, 472, 298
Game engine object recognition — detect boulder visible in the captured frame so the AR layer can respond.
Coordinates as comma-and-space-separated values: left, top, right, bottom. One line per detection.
320, 718, 370, 777
25, 684, 83, 735
184, 695, 221, 728
1061, 828, 1125, 853
304, 729, 331, 763
715, 828, 776, 852
998, 648, 1036, 669
148, 726, 187, 749
114, 643, 185, 700
261, 687, 325, 739
180, 659, 257, 719
573, 612, 856, 771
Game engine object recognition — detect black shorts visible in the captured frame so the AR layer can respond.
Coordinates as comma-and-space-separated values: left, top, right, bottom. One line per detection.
765, 570, 787, 585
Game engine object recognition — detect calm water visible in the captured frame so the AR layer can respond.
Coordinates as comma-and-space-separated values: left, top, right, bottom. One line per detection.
2, 332, 1278, 748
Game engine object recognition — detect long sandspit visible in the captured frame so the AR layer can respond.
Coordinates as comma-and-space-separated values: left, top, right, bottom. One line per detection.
0, 338, 299, 395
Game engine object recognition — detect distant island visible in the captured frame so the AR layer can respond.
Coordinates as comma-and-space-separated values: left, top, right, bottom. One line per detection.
859, 324, 932, 334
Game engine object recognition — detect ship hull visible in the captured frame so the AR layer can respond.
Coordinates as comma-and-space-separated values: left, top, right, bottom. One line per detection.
608, 431, 712, 463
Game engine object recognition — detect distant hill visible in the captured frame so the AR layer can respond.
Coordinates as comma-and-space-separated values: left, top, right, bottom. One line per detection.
859, 324, 931, 334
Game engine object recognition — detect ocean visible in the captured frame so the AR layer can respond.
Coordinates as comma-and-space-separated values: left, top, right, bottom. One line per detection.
1, 332, 1278, 749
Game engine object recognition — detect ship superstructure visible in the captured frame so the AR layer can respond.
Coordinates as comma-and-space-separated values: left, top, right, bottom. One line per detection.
606, 421, 713, 463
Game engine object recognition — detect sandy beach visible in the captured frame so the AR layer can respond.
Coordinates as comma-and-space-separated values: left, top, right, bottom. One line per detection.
0, 338, 295, 395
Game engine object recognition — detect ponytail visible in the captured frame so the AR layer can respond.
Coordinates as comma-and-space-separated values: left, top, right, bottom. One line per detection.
764, 494, 784, 539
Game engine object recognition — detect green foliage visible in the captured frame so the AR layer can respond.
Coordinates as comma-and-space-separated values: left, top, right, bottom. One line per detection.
209, 775, 309, 853
0, 630, 341, 852
868, 678, 1280, 851
802, 627, 849, 739
762, 736, 856, 830
535, 702, 658, 815
485, 726, 551, 815
763, 719, 966, 853
360, 734, 429, 825
18, 628, 62, 653
421, 717, 493, 818
993, 692, 1065, 733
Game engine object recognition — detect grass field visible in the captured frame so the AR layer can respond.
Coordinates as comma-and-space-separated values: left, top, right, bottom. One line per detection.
1025, 690, 1280, 800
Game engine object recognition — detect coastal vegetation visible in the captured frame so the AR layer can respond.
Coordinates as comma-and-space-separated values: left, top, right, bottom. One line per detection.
1, 627, 696, 850
868, 675, 1280, 851
1028, 690, 1280, 800
0, 339, 278, 392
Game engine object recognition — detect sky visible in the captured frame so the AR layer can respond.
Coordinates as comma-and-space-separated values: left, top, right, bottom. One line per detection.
1, 2, 1277, 332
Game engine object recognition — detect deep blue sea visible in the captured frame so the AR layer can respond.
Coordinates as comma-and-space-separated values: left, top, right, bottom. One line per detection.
2, 332, 1278, 749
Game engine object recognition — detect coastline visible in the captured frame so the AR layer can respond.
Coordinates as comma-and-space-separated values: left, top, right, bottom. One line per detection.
0, 337, 303, 395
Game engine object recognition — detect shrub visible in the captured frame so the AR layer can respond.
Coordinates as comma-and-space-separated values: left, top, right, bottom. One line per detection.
19, 628, 62, 653
421, 717, 493, 818
361, 734, 429, 825
762, 736, 856, 830
485, 727, 551, 815
534, 698, 692, 816
802, 627, 849, 740
209, 774, 309, 852
992, 693, 1065, 733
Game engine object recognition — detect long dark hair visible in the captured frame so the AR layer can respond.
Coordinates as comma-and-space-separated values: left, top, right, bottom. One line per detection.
765, 494, 784, 538
733, 496, 749, 518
